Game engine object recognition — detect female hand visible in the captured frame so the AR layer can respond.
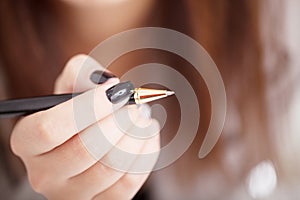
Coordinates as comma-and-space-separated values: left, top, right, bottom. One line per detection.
10, 55, 161, 200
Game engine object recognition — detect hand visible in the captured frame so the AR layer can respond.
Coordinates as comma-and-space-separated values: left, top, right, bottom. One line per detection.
10, 54, 160, 200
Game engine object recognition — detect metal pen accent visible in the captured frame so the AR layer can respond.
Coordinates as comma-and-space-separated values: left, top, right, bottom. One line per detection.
130, 88, 175, 104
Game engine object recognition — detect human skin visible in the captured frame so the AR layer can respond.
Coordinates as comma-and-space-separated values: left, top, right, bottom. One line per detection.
10, 55, 161, 199
55, 0, 155, 50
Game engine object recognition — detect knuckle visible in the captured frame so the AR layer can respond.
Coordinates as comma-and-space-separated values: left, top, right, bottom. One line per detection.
10, 113, 57, 156
64, 54, 86, 76
35, 114, 57, 147
60, 54, 87, 90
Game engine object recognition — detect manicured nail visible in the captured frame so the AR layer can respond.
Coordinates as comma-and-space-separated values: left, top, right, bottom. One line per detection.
106, 81, 134, 104
90, 70, 116, 84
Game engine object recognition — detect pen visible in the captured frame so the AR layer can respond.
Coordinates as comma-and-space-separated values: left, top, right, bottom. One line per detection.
0, 81, 175, 118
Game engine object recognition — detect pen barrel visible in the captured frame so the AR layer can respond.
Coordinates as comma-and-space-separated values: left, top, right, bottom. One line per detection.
0, 93, 80, 118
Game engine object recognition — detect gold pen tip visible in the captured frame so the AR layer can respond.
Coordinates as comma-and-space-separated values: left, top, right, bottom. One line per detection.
166, 91, 175, 96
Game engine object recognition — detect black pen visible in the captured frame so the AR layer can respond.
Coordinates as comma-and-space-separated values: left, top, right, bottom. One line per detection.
0, 81, 174, 118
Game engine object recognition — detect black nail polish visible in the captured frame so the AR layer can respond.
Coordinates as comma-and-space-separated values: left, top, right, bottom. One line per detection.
106, 81, 135, 104
90, 70, 116, 84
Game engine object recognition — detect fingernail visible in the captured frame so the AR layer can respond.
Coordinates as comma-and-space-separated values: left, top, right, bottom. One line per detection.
90, 70, 116, 84
106, 81, 135, 104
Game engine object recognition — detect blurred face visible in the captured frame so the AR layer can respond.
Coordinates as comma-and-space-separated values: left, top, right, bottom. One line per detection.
60, 0, 154, 10
62, 0, 123, 3
58, 0, 155, 42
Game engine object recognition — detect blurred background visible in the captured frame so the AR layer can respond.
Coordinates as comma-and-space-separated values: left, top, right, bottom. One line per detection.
0, 0, 300, 199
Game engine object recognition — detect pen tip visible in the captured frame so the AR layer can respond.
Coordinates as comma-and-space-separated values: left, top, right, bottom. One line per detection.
166, 91, 175, 96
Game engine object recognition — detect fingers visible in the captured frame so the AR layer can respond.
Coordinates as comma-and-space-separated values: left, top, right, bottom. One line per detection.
24, 106, 160, 200
67, 117, 160, 199
30, 105, 141, 179
11, 78, 121, 156
66, 132, 145, 199
92, 132, 160, 200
